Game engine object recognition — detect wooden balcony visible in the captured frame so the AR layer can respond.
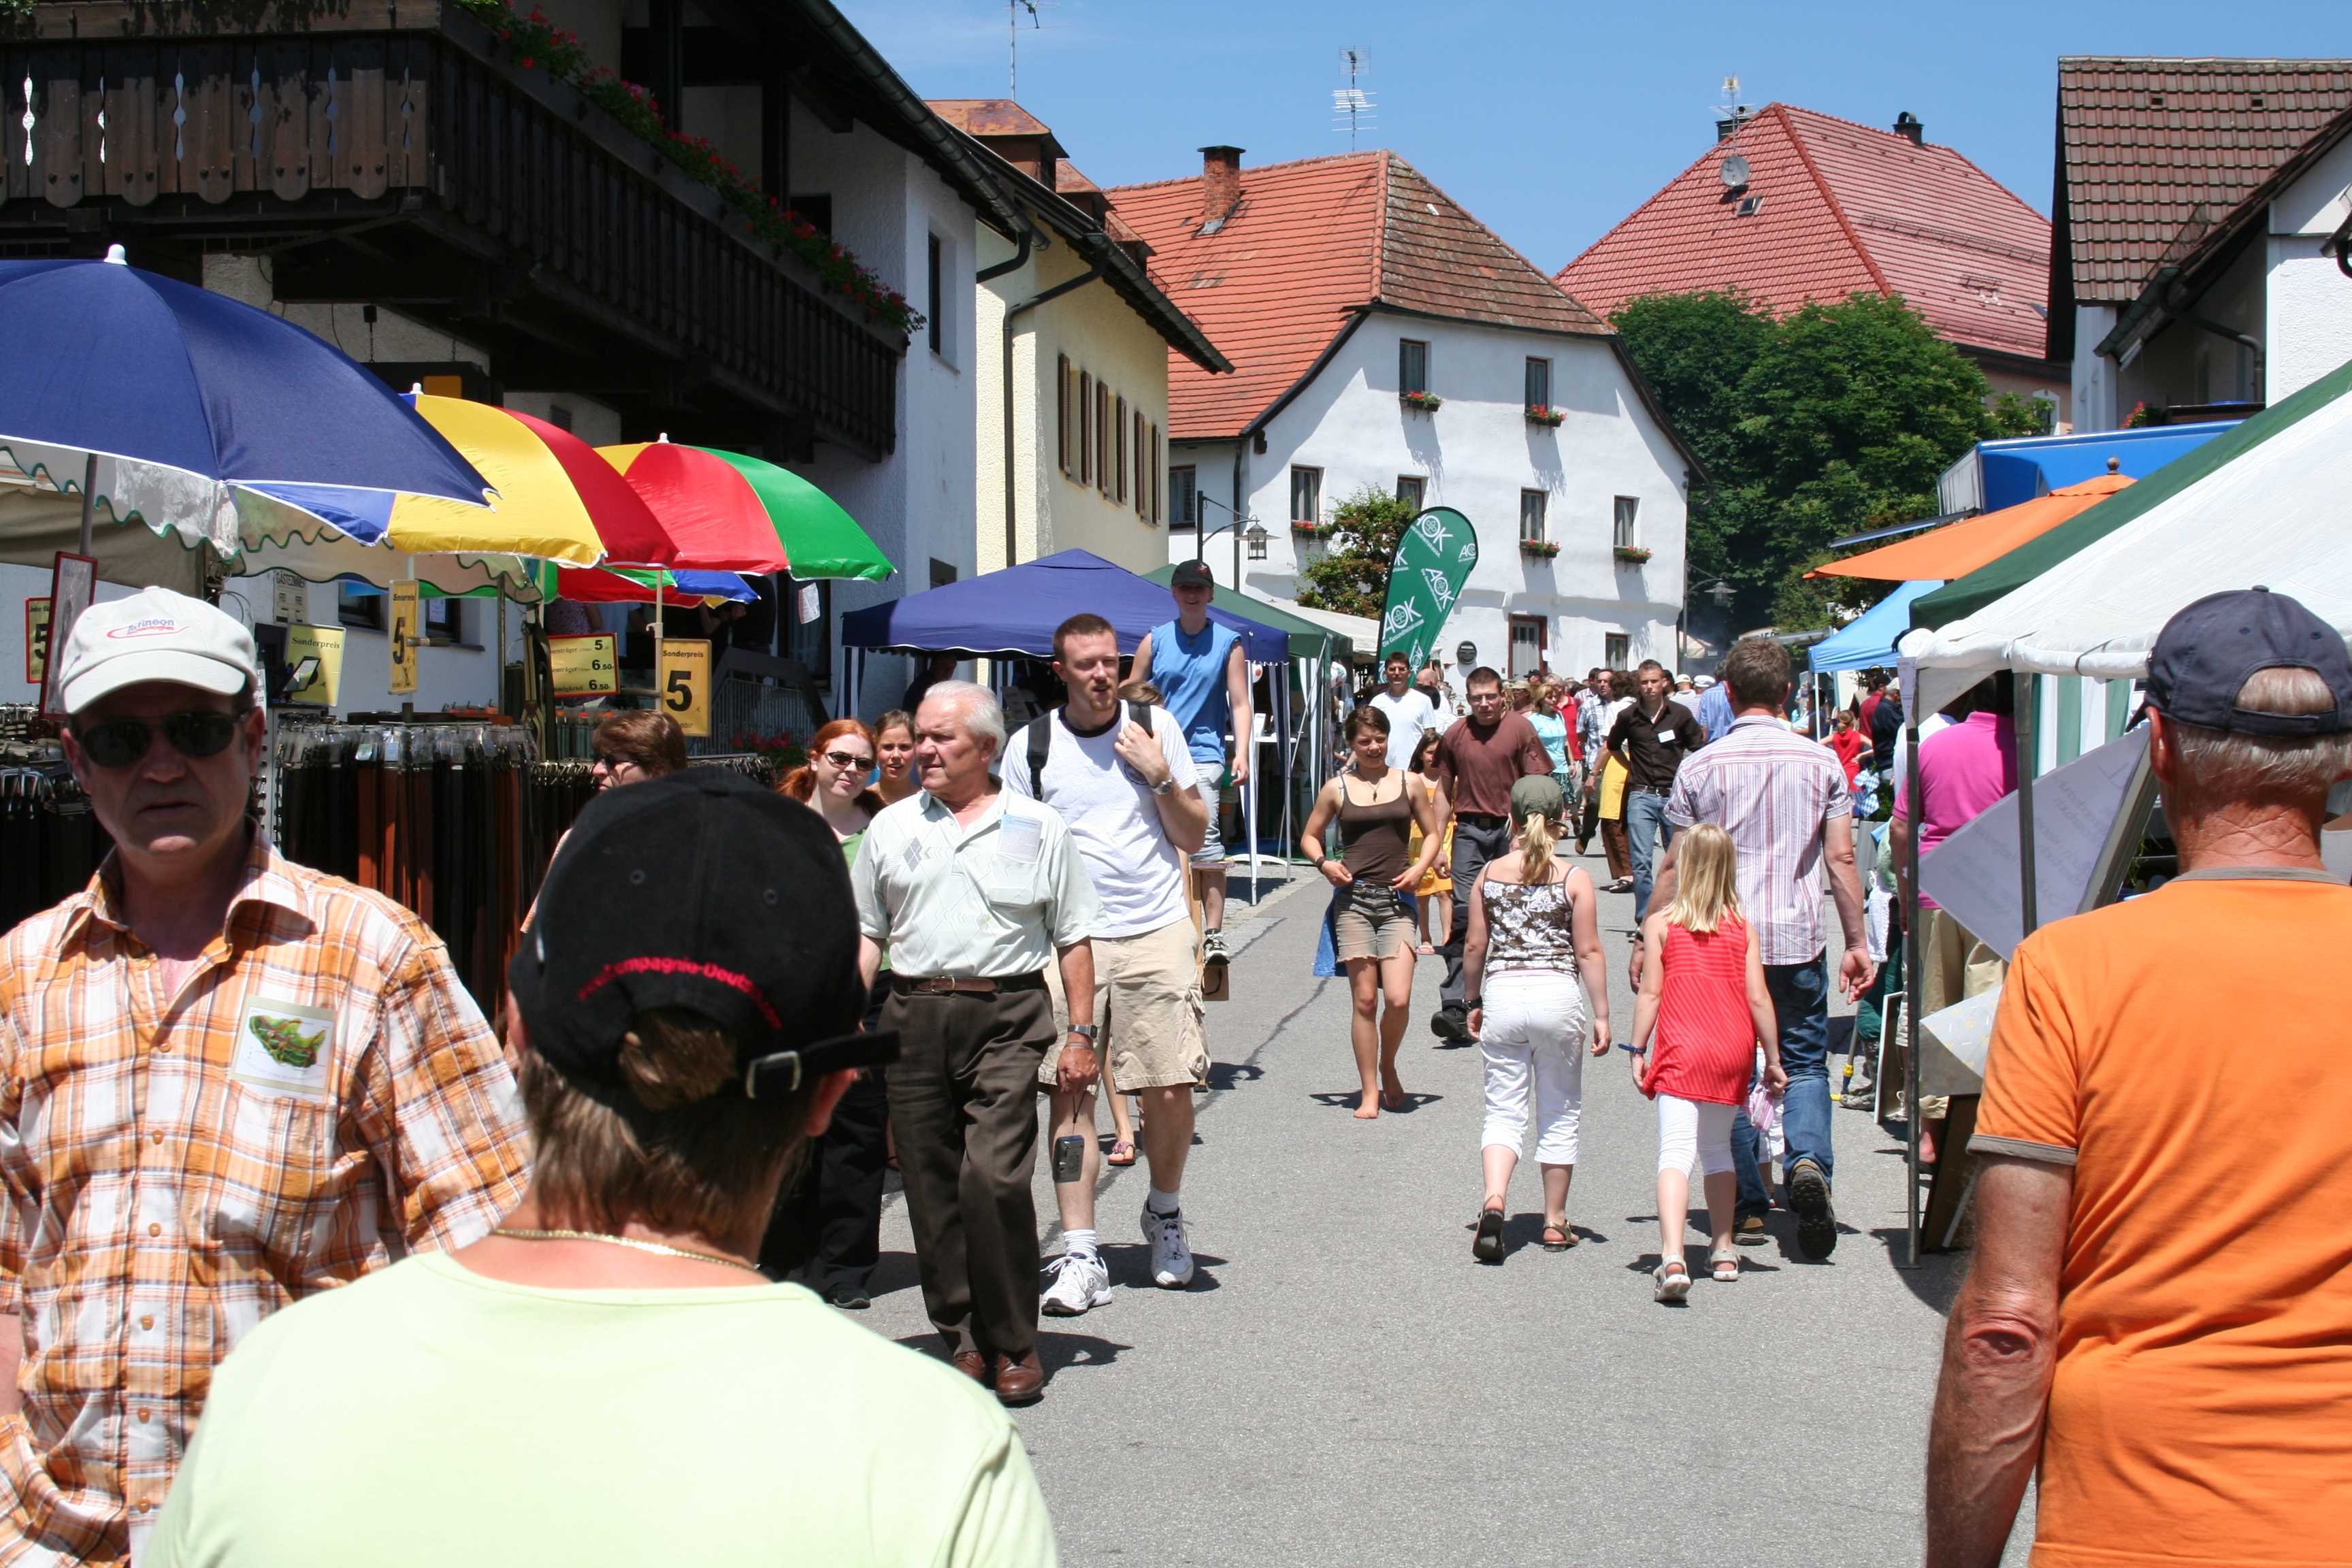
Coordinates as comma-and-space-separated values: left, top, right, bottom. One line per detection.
0, 3, 901, 459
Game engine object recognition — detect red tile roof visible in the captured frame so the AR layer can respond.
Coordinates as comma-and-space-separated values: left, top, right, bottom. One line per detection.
2055, 58, 2352, 302
1107, 150, 1607, 440
1554, 104, 2054, 363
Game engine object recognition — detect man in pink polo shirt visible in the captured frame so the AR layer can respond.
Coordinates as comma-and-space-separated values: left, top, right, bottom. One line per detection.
1889, 676, 2018, 1162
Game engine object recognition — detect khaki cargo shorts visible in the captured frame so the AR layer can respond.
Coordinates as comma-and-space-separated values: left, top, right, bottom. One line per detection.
1041, 915, 1208, 1093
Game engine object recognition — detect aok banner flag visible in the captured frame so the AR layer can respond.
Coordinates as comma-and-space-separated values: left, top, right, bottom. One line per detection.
1376, 506, 1478, 672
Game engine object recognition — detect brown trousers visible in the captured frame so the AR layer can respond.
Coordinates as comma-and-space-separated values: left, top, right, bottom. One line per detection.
881, 985, 1054, 1361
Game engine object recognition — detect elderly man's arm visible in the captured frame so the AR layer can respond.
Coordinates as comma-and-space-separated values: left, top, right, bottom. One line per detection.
1925, 1154, 2071, 1568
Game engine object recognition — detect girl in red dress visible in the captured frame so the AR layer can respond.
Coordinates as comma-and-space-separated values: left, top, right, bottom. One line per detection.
1629, 823, 1784, 1303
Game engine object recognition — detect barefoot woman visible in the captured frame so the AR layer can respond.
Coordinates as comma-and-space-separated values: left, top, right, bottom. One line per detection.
1301, 707, 1444, 1117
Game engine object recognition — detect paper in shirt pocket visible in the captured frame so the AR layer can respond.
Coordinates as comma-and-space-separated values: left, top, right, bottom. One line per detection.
997, 815, 1043, 864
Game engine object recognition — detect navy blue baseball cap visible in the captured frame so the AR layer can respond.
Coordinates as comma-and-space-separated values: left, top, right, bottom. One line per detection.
2146, 587, 2352, 738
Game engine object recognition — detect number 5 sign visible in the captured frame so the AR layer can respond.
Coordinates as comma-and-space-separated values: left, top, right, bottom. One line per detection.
659, 637, 712, 737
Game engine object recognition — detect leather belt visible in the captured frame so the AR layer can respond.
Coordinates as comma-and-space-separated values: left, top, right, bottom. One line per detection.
889, 973, 1047, 996
1456, 811, 1507, 826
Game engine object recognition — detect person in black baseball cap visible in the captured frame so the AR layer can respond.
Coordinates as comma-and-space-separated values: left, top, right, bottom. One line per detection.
1130, 557, 1253, 962
1929, 585, 2352, 1567
150, 769, 1061, 1567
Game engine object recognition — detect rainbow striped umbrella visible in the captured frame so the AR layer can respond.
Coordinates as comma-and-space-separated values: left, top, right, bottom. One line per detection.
597, 438, 893, 581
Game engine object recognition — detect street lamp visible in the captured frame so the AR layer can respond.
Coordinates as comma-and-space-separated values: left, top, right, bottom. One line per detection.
1191, 492, 1269, 587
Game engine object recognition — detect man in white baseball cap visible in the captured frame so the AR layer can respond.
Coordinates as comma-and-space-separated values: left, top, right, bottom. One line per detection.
0, 585, 530, 1564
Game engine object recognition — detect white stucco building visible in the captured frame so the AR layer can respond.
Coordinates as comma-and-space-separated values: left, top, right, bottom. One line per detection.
2049, 59, 2352, 432
1109, 148, 1699, 680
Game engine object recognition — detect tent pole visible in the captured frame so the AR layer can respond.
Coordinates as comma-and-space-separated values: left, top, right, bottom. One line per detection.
1901, 717, 1924, 1269
76, 453, 97, 557
2016, 681, 2039, 936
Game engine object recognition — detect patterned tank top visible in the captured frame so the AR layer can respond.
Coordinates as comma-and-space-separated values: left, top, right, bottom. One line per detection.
1650, 913, 1756, 1105
1480, 874, 1578, 970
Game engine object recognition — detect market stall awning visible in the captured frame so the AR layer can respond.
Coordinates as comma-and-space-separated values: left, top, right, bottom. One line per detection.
1808, 581, 1945, 672
1904, 355, 2352, 713
1939, 419, 2240, 514
1911, 357, 2352, 634
841, 549, 1288, 662
1813, 474, 2132, 583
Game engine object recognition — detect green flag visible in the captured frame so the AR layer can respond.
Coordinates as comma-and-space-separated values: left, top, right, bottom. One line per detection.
1377, 506, 1480, 671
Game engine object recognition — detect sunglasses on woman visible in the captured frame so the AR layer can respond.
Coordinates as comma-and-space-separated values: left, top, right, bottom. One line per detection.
74, 710, 242, 770
819, 749, 876, 770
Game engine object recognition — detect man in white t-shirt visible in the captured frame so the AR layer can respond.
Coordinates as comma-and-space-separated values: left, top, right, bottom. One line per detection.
1370, 651, 1441, 767
1004, 614, 1211, 1314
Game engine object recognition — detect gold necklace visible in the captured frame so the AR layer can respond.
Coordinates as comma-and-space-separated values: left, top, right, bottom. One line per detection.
492, 1226, 766, 1277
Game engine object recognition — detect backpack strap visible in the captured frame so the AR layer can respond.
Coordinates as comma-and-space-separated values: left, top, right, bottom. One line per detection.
1127, 698, 1150, 734
1024, 713, 1053, 798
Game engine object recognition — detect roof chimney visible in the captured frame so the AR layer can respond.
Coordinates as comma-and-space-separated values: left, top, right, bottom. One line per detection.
1893, 111, 1924, 146
1198, 145, 1243, 235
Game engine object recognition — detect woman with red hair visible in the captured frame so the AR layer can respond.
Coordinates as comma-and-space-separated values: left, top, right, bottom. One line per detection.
762, 717, 890, 1305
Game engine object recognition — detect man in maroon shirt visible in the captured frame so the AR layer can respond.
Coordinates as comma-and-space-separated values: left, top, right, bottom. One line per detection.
1429, 666, 1554, 1041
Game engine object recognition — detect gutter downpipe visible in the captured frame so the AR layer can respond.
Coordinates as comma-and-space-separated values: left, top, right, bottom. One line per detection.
997, 247, 1105, 571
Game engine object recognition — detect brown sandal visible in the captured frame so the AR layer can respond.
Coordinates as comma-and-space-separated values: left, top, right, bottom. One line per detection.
1106, 1139, 1137, 1167
1541, 1222, 1577, 1252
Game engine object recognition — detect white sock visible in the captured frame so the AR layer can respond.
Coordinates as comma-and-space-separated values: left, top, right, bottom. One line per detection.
1062, 1228, 1098, 1261
1146, 1188, 1181, 1216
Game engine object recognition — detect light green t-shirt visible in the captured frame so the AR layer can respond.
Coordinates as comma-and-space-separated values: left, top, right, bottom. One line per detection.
149, 1252, 1055, 1568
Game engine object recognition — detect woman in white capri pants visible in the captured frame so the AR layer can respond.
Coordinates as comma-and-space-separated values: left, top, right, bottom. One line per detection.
1462, 774, 1610, 1262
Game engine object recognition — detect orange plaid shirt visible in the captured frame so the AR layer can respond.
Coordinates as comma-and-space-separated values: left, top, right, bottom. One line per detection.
0, 840, 532, 1565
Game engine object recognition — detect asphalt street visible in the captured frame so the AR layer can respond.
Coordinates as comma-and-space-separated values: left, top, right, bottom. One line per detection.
859, 848, 2034, 1567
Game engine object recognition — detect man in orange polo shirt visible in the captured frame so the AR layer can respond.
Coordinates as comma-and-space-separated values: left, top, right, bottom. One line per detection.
1926, 587, 2352, 1568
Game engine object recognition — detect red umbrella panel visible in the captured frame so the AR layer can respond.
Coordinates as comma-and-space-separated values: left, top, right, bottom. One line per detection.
597, 438, 792, 574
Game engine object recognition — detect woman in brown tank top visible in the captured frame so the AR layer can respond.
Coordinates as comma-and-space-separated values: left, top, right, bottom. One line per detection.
1301, 706, 1445, 1119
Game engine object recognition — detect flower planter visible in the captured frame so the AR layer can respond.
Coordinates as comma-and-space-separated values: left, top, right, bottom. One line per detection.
1520, 540, 1561, 559
1290, 521, 1336, 540
1613, 546, 1653, 565
1399, 390, 1443, 413
1524, 406, 1566, 427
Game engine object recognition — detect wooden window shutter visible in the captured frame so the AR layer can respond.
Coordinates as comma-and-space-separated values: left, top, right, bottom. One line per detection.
1134, 411, 1148, 517
1056, 355, 1071, 477
1098, 384, 1113, 495
1113, 395, 1128, 504
1079, 372, 1093, 484
1150, 425, 1162, 523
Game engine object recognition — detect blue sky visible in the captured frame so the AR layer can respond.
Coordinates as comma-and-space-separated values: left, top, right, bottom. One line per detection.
839, 0, 2349, 273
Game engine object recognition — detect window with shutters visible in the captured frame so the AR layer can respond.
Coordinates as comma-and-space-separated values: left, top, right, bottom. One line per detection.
1290, 465, 1322, 525
1079, 372, 1094, 485
1169, 466, 1198, 531
1056, 355, 1073, 478
1399, 338, 1428, 395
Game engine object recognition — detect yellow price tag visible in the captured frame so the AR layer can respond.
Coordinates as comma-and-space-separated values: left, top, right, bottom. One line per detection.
388, 582, 420, 696
24, 598, 50, 685
659, 637, 712, 738
549, 633, 619, 698
284, 624, 345, 706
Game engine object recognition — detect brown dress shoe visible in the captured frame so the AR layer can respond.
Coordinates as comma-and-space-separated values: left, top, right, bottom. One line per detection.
951, 1350, 990, 1386
991, 1352, 1044, 1406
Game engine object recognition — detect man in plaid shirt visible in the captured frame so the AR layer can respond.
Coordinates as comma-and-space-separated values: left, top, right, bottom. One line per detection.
0, 589, 529, 1564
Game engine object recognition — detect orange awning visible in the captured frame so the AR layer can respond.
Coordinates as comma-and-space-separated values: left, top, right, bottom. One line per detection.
1812, 471, 2134, 581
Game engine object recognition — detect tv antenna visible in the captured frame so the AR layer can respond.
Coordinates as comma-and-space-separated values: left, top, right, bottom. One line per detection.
1332, 48, 1375, 150
1009, 0, 1044, 95
1714, 73, 1754, 132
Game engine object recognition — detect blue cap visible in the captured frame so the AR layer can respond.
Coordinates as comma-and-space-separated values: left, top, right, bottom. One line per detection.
2146, 587, 2352, 737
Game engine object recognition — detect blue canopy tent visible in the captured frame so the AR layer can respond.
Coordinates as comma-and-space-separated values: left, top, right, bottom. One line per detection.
840, 548, 1303, 892
1942, 421, 2241, 515
1810, 580, 1946, 673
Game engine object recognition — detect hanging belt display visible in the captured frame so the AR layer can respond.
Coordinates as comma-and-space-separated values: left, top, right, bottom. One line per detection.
1, 715, 112, 934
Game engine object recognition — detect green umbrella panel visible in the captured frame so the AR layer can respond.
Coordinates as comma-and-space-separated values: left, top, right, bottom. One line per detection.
687, 446, 895, 583
1911, 356, 2352, 633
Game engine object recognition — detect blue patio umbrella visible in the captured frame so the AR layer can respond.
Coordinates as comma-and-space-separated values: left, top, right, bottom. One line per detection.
0, 247, 489, 558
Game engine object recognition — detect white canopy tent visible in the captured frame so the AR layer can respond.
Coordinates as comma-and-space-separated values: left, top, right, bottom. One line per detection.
1901, 364, 2352, 716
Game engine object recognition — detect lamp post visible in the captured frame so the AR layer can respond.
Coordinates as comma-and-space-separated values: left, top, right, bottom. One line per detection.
1190, 492, 1269, 588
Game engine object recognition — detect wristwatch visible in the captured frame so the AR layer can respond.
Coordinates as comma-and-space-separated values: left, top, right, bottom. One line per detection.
1066, 1023, 1099, 1043
1150, 774, 1177, 796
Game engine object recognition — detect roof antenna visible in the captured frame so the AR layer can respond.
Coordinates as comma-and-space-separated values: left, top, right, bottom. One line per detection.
1331, 48, 1375, 150
1714, 74, 1754, 140
1008, 0, 1043, 95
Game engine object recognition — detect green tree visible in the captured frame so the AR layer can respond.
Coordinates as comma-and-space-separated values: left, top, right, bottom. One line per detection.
1613, 288, 2029, 629
1294, 485, 1418, 619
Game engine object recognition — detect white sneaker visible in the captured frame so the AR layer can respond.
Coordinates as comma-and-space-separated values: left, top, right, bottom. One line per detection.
1142, 1203, 1194, 1289
1041, 1251, 1113, 1316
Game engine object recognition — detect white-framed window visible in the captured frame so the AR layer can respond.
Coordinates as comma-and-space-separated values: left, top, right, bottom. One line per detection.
1399, 338, 1428, 395
1520, 489, 1547, 544
1613, 495, 1639, 549
1605, 632, 1630, 668
1290, 465, 1322, 525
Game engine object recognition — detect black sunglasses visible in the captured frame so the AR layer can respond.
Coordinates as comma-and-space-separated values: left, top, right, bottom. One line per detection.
820, 749, 876, 770
75, 710, 241, 770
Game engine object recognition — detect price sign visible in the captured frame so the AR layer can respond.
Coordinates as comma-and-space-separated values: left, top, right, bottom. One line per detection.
659, 636, 712, 738
24, 598, 50, 685
284, 624, 346, 706
549, 633, 619, 697
272, 570, 307, 626
388, 581, 419, 696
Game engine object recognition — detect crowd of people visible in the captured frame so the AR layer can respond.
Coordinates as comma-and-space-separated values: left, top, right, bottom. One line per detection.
3, 561, 2345, 1566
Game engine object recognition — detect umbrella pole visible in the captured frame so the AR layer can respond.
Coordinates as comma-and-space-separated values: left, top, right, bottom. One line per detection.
76, 453, 97, 557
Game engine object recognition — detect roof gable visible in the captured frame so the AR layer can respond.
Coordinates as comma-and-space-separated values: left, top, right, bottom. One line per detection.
1554, 104, 2053, 362
2056, 58, 2352, 304
1107, 151, 1605, 440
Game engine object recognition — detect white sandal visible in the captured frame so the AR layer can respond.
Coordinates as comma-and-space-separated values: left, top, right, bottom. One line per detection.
1710, 1248, 1739, 1283
1653, 1258, 1692, 1303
